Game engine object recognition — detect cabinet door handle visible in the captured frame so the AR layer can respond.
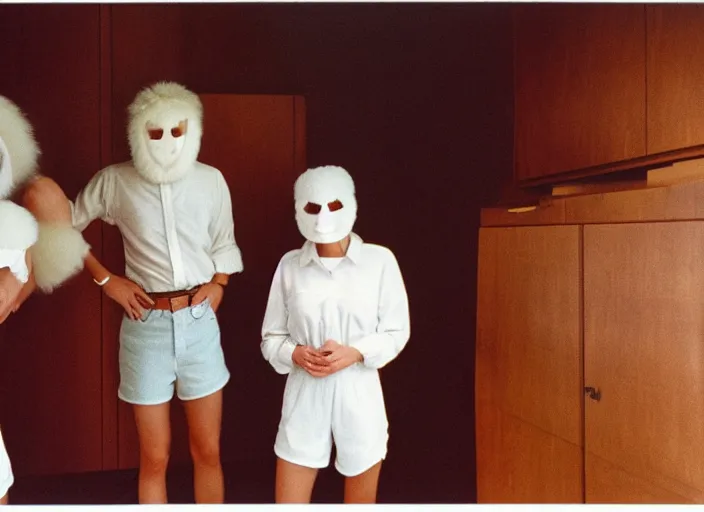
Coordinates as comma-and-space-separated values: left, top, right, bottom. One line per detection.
584, 386, 601, 402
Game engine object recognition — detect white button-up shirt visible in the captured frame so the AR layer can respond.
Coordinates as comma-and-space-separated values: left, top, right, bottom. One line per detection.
261, 233, 410, 372
70, 161, 243, 293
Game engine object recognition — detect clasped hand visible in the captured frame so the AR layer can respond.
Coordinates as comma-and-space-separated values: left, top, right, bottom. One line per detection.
292, 339, 363, 377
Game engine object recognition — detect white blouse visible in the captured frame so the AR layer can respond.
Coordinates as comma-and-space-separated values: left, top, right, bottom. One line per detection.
261, 233, 411, 372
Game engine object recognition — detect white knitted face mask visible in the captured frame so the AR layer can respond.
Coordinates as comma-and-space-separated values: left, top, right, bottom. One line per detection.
294, 166, 357, 244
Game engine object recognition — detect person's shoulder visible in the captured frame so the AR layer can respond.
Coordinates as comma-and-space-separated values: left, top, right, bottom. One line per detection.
193, 161, 223, 177
279, 248, 304, 267
100, 161, 137, 181
361, 240, 397, 262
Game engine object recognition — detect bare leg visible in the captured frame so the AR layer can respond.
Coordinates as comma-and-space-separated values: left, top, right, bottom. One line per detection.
344, 460, 382, 504
133, 402, 171, 504
0, 492, 7, 505
182, 389, 224, 504
275, 458, 318, 503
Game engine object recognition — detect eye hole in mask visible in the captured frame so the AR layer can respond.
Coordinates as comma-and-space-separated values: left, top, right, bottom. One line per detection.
171, 119, 188, 138
328, 200, 343, 212
304, 202, 322, 214
148, 128, 164, 140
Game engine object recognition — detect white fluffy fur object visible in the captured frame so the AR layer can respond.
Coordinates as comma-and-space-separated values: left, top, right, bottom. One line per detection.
128, 81, 203, 184
0, 96, 40, 197
30, 223, 90, 293
0, 200, 38, 250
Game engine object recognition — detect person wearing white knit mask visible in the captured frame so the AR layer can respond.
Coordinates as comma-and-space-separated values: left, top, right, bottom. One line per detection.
68, 82, 243, 504
261, 165, 411, 503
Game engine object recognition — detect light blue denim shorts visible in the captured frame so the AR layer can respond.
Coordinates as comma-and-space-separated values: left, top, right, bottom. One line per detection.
118, 300, 230, 405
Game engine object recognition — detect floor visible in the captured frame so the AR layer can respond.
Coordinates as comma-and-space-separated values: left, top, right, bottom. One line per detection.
8, 456, 466, 505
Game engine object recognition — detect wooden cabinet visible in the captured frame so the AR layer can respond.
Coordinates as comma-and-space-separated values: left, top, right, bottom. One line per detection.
476, 226, 583, 503
647, 5, 704, 154
476, 184, 704, 503
584, 223, 704, 503
514, 4, 646, 181
514, 4, 704, 183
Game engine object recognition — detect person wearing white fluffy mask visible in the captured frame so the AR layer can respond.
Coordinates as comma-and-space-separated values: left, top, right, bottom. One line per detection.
0, 96, 91, 505
261, 165, 411, 503
68, 82, 242, 504
0, 96, 90, 323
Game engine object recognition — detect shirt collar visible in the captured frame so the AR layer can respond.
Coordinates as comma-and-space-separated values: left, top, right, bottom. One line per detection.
299, 232, 363, 267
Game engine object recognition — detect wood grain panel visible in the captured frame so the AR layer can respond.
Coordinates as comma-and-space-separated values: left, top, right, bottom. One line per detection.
586, 452, 696, 503
647, 5, 704, 154
584, 223, 704, 503
564, 180, 704, 224
476, 403, 583, 503
197, 95, 303, 466
0, 5, 104, 476
480, 200, 566, 227
514, 4, 646, 180
476, 225, 582, 502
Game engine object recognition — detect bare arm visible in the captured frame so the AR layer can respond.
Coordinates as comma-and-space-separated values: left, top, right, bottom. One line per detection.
84, 251, 111, 283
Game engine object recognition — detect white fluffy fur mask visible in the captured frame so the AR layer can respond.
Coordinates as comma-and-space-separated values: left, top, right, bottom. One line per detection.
0, 95, 40, 199
294, 165, 358, 244
128, 81, 203, 184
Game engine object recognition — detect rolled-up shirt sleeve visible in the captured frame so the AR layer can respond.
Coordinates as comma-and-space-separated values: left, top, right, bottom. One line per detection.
70, 167, 116, 232
209, 170, 243, 275
261, 258, 297, 374
350, 250, 411, 369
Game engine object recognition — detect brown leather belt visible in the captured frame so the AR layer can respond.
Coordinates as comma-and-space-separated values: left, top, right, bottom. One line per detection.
148, 289, 198, 313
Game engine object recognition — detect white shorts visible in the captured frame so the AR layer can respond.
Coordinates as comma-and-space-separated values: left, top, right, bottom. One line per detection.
274, 364, 388, 477
0, 428, 13, 500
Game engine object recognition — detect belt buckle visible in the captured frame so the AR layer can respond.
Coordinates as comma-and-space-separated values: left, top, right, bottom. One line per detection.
169, 295, 190, 313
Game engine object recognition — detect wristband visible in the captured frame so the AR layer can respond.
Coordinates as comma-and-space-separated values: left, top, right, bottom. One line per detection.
93, 275, 111, 286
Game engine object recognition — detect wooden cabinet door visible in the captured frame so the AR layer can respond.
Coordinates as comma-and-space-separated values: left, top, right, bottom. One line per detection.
584, 223, 704, 503
514, 4, 646, 181
110, 94, 306, 470
476, 226, 583, 503
647, 5, 704, 154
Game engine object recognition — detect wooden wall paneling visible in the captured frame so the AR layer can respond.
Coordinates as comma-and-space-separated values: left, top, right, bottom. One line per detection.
647, 5, 704, 154
514, 4, 646, 180
0, 5, 104, 476
475, 225, 583, 502
98, 3, 119, 473
196, 94, 304, 466
584, 222, 704, 503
